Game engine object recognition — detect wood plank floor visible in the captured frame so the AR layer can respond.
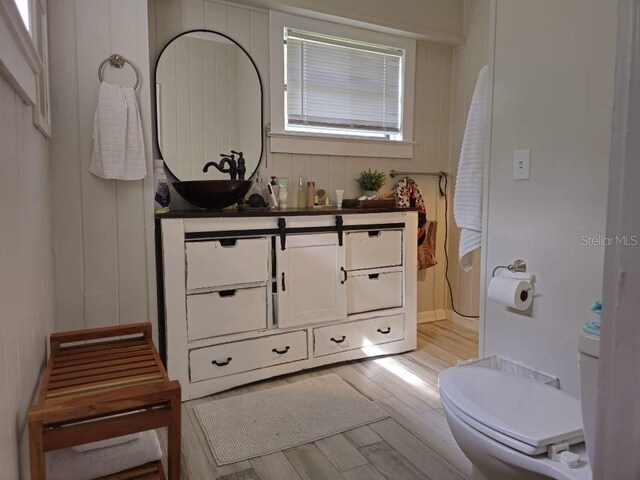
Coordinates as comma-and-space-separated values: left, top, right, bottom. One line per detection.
158, 320, 479, 480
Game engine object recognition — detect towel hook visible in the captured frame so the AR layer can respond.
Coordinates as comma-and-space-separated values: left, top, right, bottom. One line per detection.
98, 54, 141, 91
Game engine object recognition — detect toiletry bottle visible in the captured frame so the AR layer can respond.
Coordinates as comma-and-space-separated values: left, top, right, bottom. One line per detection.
154, 159, 170, 213
251, 172, 270, 206
336, 189, 344, 209
296, 175, 306, 208
306, 181, 315, 208
277, 178, 289, 209
267, 183, 278, 208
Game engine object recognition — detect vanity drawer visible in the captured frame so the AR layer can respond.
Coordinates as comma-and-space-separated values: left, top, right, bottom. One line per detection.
187, 286, 267, 341
185, 237, 269, 290
313, 314, 404, 357
189, 330, 308, 382
346, 230, 402, 270
347, 270, 403, 314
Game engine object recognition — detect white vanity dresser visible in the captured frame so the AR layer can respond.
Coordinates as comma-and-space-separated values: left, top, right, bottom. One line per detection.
157, 208, 417, 400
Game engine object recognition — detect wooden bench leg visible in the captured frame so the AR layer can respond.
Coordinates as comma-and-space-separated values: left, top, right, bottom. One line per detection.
167, 393, 181, 480
29, 421, 45, 480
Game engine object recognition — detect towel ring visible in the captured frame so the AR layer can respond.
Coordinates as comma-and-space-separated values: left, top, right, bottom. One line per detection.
98, 54, 141, 91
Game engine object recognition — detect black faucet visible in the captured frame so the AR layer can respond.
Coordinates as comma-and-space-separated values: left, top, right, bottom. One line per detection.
203, 151, 246, 180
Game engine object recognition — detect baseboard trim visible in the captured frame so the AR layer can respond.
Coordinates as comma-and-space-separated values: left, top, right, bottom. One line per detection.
446, 310, 479, 331
417, 309, 448, 324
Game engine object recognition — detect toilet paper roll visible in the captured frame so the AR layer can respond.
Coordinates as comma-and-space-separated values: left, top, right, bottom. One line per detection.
487, 276, 533, 310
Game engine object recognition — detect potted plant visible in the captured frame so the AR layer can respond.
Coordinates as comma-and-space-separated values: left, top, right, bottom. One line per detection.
356, 169, 386, 197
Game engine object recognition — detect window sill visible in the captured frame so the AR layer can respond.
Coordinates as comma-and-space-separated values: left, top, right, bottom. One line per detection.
268, 132, 415, 159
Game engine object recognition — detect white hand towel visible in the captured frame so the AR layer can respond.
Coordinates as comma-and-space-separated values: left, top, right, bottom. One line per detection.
89, 82, 146, 180
454, 65, 488, 271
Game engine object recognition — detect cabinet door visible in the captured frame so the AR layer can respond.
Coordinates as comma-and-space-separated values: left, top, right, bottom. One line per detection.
276, 233, 347, 328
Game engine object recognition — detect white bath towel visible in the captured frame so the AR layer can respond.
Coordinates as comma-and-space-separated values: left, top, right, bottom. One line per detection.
89, 82, 146, 180
71, 432, 141, 453
46, 430, 162, 480
454, 65, 488, 271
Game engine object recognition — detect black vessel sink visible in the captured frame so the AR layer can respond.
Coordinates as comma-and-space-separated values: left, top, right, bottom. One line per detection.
173, 180, 252, 210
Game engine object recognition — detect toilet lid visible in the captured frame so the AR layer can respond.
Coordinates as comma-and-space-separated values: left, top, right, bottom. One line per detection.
439, 367, 584, 452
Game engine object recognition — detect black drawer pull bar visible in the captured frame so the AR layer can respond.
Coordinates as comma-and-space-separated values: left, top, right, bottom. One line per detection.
218, 289, 237, 297
377, 327, 391, 335
331, 336, 347, 344
219, 238, 238, 247
211, 357, 232, 366
368, 230, 381, 237
368, 274, 380, 280
341, 267, 348, 284
272, 346, 290, 355
281, 272, 286, 291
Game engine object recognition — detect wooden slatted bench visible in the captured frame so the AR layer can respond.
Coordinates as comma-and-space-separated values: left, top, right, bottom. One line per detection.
28, 323, 180, 480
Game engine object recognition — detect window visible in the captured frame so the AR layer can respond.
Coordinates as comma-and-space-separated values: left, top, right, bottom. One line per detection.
285, 29, 404, 140
269, 12, 416, 158
0, 0, 50, 137
13, 0, 29, 31
30, 0, 51, 137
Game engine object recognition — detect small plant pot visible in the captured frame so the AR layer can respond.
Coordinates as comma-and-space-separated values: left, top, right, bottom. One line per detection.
362, 190, 378, 198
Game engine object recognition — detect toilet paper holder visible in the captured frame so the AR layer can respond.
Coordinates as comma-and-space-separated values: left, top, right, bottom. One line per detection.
492, 259, 527, 278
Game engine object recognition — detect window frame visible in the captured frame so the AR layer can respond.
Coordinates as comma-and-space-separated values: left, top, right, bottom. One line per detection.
269, 12, 416, 158
30, 0, 51, 137
0, 0, 50, 137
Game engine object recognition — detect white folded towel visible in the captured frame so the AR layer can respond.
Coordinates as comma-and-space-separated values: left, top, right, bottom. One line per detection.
46, 430, 162, 480
454, 65, 489, 271
89, 82, 146, 180
71, 432, 141, 453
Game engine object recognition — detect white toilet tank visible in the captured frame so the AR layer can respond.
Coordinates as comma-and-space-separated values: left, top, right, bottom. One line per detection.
578, 330, 600, 465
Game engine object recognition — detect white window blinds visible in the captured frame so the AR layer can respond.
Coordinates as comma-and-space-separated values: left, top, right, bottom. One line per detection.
285, 28, 404, 137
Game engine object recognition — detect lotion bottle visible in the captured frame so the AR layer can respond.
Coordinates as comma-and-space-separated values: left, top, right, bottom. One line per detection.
296, 175, 306, 208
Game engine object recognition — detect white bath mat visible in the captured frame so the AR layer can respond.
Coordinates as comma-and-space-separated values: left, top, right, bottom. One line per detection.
194, 374, 388, 465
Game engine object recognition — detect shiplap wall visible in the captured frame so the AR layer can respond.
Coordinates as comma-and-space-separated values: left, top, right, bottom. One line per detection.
0, 75, 56, 479
49, 0, 157, 335
149, 0, 455, 315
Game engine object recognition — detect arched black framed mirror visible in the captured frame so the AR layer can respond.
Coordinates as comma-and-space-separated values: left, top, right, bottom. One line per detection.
155, 30, 264, 181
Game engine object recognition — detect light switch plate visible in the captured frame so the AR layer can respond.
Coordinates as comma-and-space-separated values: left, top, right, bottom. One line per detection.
513, 149, 530, 180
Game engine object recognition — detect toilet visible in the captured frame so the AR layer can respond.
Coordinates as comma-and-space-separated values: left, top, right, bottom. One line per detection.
439, 329, 600, 480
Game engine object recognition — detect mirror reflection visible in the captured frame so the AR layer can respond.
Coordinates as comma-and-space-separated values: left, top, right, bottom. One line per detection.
155, 30, 263, 181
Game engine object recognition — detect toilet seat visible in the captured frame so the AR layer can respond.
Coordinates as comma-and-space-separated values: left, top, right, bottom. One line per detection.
439, 367, 584, 456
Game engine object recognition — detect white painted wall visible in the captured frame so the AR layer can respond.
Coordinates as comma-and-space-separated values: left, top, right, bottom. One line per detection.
447, 0, 490, 321
149, 0, 458, 317
0, 74, 56, 479
229, 0, 463, 43
49, 0, 157, 335
483, 0, 617, 397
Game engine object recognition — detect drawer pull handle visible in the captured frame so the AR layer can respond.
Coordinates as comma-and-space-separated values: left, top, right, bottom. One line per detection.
377, 327, 391, 335
219, 238, 238, 247
368, 274, 380, 280
281, 272, 286, 292
272, 346, 290, 355
211, 357, 232, 366
341, 267, 348, 284
331, 336, 347, 344
218, 289, 237, 298
368, 230, 381, 237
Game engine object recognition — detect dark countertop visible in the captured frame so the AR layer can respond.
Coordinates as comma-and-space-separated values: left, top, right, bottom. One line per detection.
156, 206, 415, 219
